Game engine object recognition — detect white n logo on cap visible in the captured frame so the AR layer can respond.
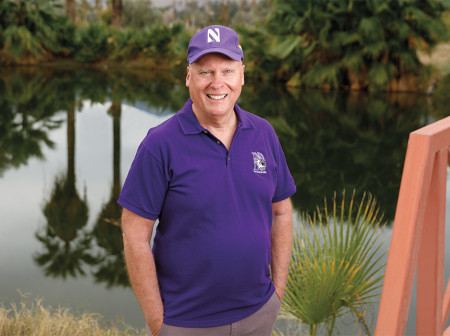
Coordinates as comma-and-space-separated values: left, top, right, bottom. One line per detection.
207, 28, 220, 43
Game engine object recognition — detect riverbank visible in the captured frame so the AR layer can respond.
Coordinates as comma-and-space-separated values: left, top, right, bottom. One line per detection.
0, 295, 146, 336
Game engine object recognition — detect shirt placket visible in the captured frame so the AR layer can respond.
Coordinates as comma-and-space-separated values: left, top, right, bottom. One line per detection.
201, 124, 242, 167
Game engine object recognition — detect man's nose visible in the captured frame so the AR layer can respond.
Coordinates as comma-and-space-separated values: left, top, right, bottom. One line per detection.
210, 74, 225, 89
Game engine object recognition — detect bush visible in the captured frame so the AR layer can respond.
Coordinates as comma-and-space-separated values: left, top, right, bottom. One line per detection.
282, 191, 387, 336
264, 0, 449, 91
0, 0, 74, 64
74, 23, 111, 63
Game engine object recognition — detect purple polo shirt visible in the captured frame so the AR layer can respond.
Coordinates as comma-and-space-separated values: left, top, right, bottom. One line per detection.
118, 99, 296, 327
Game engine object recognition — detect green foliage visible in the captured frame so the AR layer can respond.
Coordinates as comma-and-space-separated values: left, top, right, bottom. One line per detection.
282, 191, 387, 335
262, 0, 449, 90
0, 69, 65, 176
0, 0, 74, 64
74, 23, 110, 63
241, 81, 435, 221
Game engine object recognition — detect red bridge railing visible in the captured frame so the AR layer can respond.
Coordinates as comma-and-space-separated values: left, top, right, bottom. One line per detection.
376, 116, 450, 335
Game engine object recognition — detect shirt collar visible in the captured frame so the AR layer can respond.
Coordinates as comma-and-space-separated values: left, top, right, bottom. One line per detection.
177, 98, 255, 135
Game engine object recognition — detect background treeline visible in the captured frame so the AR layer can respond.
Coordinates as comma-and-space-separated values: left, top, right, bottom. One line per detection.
0, 0, 449, 91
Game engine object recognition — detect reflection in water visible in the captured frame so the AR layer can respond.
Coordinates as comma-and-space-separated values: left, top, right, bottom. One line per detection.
0, 68, 448, 286
241, 85, 440, 220
34, 106, 96, 279
0, 70, 63, 177
92, 101, 129, 288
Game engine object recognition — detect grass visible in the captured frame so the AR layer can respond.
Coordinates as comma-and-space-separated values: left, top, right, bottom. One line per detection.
0, 295, 146, 336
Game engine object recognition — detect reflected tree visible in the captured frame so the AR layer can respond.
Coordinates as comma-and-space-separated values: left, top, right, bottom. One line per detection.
34, 105, 96, 279
0, 71, 63, 177
241, 83, 434, 221
92, 101, 129, 288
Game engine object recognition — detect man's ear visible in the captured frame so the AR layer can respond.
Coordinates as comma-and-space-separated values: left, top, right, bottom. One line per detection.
186, 66, 191, 87
242, 64, 245, 85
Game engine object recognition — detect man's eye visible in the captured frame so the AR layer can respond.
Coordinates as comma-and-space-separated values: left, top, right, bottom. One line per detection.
201, 71, 210, 75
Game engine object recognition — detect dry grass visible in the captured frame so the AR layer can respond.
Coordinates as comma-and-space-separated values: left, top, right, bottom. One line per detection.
0, 295, 146, 336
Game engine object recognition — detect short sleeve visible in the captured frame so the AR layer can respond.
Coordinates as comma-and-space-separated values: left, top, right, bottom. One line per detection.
272, 134, 296, 203
118, 143, 169, 220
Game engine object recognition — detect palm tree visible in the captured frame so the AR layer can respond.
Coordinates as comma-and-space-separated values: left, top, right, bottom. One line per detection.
66, 0, 75, 23
91, 101, 129, 287
35, 106, 93, 279
221, 0, 229, 26
95, 0, 102, 21
0, 0, 72, 64
111, 0, 123, 27
265, 0, 448, 91
282, 191, 387, 336
0, 70, 63, 176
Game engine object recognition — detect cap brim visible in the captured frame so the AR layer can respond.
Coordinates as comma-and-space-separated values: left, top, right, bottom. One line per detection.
188, 48, 243, 64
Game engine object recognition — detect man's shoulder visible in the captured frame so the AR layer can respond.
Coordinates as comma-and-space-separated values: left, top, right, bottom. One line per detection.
237, 106, 275, 132
141, 113, 180, 150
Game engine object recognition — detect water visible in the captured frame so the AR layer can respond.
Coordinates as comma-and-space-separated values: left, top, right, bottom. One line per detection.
0, 67, 449, 335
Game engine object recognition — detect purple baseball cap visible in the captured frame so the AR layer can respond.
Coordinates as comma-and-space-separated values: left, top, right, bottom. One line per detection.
187, 25, 244, 64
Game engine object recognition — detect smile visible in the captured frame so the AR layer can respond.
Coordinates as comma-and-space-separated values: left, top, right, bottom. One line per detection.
207, 94, 227, 100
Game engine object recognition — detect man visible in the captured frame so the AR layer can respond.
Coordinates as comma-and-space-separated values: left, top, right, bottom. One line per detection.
118, 25, 296, 336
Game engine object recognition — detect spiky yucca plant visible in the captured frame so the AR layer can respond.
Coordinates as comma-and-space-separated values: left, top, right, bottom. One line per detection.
282, 191, 387, 336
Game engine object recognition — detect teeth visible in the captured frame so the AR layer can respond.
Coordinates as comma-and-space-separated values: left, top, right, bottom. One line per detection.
207, 94, 226, 100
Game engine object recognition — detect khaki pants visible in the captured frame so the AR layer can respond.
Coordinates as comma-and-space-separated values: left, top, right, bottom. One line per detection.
148, 292, 281, 336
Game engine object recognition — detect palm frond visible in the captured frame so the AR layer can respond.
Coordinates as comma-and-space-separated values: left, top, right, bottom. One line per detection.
368, 62, 390, 88
281, 191, 387, 336
269, 35, 303, 60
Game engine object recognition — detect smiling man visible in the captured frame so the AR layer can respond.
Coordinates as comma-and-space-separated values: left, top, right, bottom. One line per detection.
118, 25, 296, 336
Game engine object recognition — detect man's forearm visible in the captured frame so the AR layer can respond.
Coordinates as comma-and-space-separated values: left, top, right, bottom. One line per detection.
124, 241, 163, 334
122, 210, 163, 335
271, 198, 293, 300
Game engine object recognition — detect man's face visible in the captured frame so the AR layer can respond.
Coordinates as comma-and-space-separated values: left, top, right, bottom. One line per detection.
186, 53, 245, 120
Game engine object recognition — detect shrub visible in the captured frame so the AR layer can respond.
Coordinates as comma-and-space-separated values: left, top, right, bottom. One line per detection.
0, 0, 74, 64
265, 0, 449, 91
282, 191, 387, 336
74, 23, 111, 63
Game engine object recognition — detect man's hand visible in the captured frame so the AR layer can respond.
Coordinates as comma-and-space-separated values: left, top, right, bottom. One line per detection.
148, 317, 163, 336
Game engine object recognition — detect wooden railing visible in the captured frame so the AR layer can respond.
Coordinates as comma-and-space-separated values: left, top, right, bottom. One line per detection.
375, 116, 450, 335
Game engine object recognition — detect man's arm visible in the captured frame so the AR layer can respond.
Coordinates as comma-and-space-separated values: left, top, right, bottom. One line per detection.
271, 198, 293, 301
122, 208, 163, 336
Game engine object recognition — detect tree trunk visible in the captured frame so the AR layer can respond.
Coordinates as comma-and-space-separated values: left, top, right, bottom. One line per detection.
221, 0, 229, 26
95, 0, 102, 22
172, 0, 176, 22
66, 0, 76, 24
190, 0, 195, 28
112, 0, 123, 27
184, 0, 190, 28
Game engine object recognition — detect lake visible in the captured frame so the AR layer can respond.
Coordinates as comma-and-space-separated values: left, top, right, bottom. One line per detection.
0, 66, 449, 335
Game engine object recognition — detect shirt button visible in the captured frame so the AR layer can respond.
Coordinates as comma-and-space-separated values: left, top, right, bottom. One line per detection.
203, 131, 208, 134
228, 157, 231, 160
216, 141, 220, 144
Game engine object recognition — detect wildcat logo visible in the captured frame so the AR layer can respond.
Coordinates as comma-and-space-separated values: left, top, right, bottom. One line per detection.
252, 152, 266, 173
207, 28, 220, 43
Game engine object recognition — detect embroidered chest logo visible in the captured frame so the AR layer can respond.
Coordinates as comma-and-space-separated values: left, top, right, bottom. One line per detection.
252, 152, 266, 174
